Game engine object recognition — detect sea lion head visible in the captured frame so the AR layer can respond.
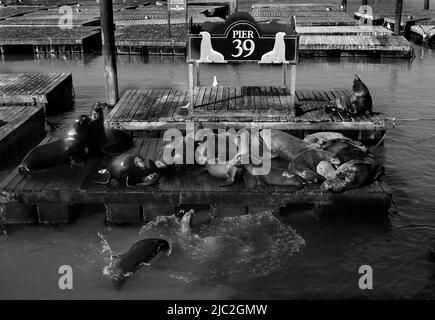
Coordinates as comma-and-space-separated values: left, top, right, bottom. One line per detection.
133, 155, 146, 169
91, 104, 104, 121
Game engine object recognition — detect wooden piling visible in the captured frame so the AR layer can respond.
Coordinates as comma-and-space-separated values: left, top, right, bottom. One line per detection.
230, 0, 238, 15
424, 0, 430, 10
342, 0, 347, 12
362, 0, 368, 6
99, 0, 119, 106
394, 0, 403, 35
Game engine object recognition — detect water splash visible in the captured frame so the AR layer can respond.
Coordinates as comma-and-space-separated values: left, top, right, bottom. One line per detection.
139, 210, 306, 284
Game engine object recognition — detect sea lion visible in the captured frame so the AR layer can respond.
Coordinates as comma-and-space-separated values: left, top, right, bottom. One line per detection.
326, 74, 373, 116
204, 158, 244, 187
322, 138, 368, 155
321, 156, 382, 193
244, 161, 304, 188
18, 115, 90, 174
93, 153, 159, 187
288, 149, 340, 183
195, 131, 240, 165
261, 130, 311, 161
110, 238, 171, 289
85, 104, 133, 155
153, 135, 196, 172
303, 132, 347, 147
316, 160, 336, 180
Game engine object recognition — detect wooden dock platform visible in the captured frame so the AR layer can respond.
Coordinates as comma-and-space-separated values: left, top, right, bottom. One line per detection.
0, 73, 74, 115
410, 24, 435, 47
0, 5, 43, 20
0, 26, 101, 54
0, 136, 393, 224
105, 87, 385, 142
299, 35, 413, 58
0, 106, 45, 169
116, 24, 187, 56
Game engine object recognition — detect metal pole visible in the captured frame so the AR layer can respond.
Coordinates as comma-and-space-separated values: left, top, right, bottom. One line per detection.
394, 0, 403, 36
99, 0, 119, 106
424, 0, 430, 10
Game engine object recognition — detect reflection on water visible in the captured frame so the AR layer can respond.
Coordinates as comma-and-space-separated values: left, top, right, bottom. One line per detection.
1, 0, 435, 299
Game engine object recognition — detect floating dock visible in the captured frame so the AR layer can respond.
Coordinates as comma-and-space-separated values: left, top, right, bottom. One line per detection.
0, 5, 44, 20
0, 106, 45, 169
115, 24, 187, 56
0, 136, 393, 224
0, 26, 101, 54
0, 73, 74, 115
105, 87, 385, 142
410, 23, 435, 47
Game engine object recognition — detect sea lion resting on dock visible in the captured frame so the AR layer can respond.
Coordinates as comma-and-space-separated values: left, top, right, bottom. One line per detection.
303, 132, 347, 147
288, 149, 340, 183
85, 104, 133, 155
109, 238, 171, 289
261, 130, 312, 161
321, 156, 383, 193
18, 115, 90, 174
93, 153, 160, 187
326, 74, 373, 116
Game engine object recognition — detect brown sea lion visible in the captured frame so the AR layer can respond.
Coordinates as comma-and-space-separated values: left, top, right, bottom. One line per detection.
261, 129, 311, 161
204, 157, 244, 187
18, 115, 90, 174
321, 156, 383, 193
289, 149, 340, 183
326, 74, 373, 116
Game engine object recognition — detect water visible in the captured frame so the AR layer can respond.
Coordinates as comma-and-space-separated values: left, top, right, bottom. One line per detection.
1, 0, 435, 299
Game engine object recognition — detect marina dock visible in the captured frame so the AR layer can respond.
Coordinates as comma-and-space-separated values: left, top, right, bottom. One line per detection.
106, 87, 385, 142
0, 136, 393, 224
0, 73, 74, 114
0, 26, 102, 54
0, 106, 45, 169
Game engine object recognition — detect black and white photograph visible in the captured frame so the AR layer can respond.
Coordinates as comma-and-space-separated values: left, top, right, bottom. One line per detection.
0, 0, 434, 308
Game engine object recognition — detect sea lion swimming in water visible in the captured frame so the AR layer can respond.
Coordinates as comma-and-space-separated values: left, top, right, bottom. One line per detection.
109, 238, 171, 289
93, 153, 160, 187
326, 74, 373, 116
288, 149, 340, 183
321, 156, 383, 193
18, 115, 90, 174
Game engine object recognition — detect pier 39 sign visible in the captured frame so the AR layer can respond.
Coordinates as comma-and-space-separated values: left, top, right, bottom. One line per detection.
188, 12, 299, 64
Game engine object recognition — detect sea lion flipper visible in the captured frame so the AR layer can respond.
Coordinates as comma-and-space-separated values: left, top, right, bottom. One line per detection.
218, 178, 235, 187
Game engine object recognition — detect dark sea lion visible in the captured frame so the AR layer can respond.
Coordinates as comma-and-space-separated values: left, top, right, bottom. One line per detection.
288, 149, 340, 183
18, 115, 90, 174
93, 153, 159, 187
85, 104, 133, 155
262, 130, 311, 161
304, 132, 347, 147
326, 74, 373, 116
110, 238, 171, 289
322, 138, 368, 154
321, 156, 382, 193
104, 129, 134, 154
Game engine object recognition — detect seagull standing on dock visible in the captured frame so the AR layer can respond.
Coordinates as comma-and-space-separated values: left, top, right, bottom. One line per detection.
212, 76, 219, 87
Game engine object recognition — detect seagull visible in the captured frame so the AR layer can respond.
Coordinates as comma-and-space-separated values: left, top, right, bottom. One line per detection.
212, 76, 219, 87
